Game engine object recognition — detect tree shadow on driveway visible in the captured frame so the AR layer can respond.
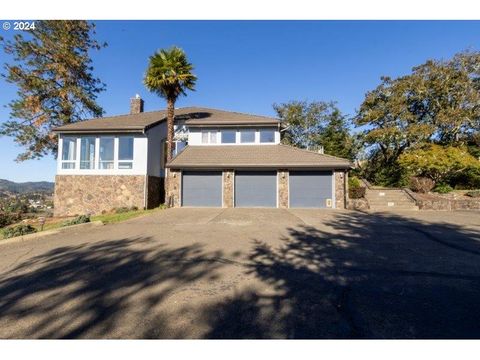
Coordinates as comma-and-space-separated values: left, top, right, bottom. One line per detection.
0, 237, 227, 338
203, 211, 480, 339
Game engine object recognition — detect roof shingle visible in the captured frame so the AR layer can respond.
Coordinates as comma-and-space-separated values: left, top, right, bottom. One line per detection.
166, 145, 352, 169
53, 107, 279, 133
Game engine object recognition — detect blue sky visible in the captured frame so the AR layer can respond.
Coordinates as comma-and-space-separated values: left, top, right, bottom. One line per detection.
1, 20, 479, 182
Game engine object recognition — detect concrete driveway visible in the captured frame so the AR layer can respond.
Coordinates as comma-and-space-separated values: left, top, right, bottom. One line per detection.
0, 208, 479, 339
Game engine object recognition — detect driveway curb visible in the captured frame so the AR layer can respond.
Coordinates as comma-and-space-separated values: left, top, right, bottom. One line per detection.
0, 220, 104, 246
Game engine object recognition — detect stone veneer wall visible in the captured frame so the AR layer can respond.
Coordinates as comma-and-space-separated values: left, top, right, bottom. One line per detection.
165, 169, 181, 208
278, 170, 289, 208
223, 170, 234, 207
54, 175, 145, 216
334, 170, 347, 209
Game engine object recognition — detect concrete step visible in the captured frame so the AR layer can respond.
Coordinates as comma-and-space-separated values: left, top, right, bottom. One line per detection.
369, 206, 419, 211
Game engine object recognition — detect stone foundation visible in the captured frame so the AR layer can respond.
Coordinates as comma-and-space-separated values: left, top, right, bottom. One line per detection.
278, 169, 289, 208
54, 175, 146, 216
223, 170, 234, 207
334, 170, 347, 209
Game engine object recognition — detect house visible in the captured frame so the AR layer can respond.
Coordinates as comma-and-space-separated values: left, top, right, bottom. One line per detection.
52, 96, 351, 216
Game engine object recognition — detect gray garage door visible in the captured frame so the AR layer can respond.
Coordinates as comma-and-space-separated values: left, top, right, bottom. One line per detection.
182, 171, 222, 207
235, 171, 277, 208
289, 171, 333, 208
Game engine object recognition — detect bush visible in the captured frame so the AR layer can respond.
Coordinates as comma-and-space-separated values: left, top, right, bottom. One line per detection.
433, 183, 453, 194
0, 212, 21, 228
349, 187, 366, 199
465, 190, 480, 198
409, 176, 435, 193
3, 224, 37, 239
61, 215, 90, 227
348, 176, 361, 189
114, 206, 138, 214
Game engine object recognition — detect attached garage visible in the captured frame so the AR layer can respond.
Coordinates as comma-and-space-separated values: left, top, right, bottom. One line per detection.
235, 171, 277, 207
289, 170, 333, 208
182, 171, 222, 207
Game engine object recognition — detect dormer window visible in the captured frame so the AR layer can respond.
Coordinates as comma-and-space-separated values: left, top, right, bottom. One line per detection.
221, 130, 236, 144
260, 129, 275, 143
240, 129, 255, 143
201, 130, 217, 144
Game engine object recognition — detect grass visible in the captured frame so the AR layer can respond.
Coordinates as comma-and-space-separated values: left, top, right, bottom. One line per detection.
92, 206, 165, 224
1, 206, 166, 239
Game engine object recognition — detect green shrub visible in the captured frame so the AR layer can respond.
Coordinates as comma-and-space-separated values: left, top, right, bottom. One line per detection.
433, 183, 453, 194
3, 224, 37, 239
348, 176, 361, 189
0, 212, 21, 228
465, 190, 480, 198
349, 187, 366, 199
61, 215, 90, 227
114, 206, 138, 213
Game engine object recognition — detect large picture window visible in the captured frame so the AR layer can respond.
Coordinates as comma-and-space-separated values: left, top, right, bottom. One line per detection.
240, 129, 255, 143
80, 137, 96, 169
260, 129, 275, 143
221, 130, 236, 144
61, 137, 77, 169
99, 137, 115, 169
118, 136, 134, 169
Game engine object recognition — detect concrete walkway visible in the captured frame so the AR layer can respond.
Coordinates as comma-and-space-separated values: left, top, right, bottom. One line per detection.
0, 208, 479, 338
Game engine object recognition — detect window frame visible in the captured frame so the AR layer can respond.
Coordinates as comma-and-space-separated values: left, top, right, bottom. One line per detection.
99, 136, 115, 170
118, 136, 134, 169
221, 129, 237, 144
61, 136, 77, 169
80, 136, 96, 170
201, 130, 218, 144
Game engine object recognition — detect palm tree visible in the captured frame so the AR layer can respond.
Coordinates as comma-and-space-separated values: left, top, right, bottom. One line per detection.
144, 46, 196, 204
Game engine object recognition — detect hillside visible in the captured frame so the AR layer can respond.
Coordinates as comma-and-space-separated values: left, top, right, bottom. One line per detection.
0, 179, 54, 194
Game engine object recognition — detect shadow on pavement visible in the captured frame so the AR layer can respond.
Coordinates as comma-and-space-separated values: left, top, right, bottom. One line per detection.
202, 211, 480, 339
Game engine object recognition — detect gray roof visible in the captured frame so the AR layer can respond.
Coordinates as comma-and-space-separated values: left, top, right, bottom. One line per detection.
166, 145, 352, 169
53, 107, 280, 133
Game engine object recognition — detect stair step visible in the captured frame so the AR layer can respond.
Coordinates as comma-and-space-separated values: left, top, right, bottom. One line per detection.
369, 206, 419, 211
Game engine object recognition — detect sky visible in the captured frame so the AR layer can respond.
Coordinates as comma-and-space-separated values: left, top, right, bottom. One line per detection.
1, 20, 479, 182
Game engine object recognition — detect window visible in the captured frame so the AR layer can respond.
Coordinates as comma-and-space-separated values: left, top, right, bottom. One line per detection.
80, 137, 96, 169
174, 141, 186, 155
201, 130, 217, 144
240, 129, 255, 143
61, 137, 76, 169
118, 136, 134, 169
99, 137, 114, 169
260, 129, 275, 143
221, 130, 236, 144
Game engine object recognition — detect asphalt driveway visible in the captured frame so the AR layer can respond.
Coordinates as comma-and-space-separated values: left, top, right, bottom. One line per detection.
0, 208, 479, 338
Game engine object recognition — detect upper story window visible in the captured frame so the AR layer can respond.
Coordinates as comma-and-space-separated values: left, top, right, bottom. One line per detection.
99, 137, 115, 169
260, 129, 275, 143
61, 137, 77, 169
240, 129, 255, 143
80, 137, 96, 169
118, 136, 134, 169
221, 130, 236, 144
201, 130, 217, 144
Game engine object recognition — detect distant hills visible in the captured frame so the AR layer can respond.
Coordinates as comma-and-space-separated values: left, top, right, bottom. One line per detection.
0, 179, 54, 194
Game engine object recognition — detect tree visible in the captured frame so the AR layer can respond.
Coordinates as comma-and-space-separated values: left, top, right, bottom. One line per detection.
0, 21, 106, 161
355, 50, 480, 186
144, 46, 197, 163
274, 100, 357, 159
398, 144, 480, 184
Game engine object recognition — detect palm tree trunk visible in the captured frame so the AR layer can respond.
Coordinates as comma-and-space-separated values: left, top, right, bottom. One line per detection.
165, 98, 175, 206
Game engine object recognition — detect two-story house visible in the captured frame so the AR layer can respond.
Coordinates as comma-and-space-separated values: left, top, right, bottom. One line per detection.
52, 96, 351, 216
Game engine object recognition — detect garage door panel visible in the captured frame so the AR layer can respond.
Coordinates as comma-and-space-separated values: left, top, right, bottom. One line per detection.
289, 171, 332, 208
182, 171, 222, 207
235, 171, 277, 208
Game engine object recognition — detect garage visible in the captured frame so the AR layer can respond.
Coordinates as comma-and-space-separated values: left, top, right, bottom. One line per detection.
235, 171, 277, 207
182, 171, 222, 207
289, 170, 333, 208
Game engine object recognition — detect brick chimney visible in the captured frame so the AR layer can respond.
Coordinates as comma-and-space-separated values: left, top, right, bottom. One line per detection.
130, 94, 144, 114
